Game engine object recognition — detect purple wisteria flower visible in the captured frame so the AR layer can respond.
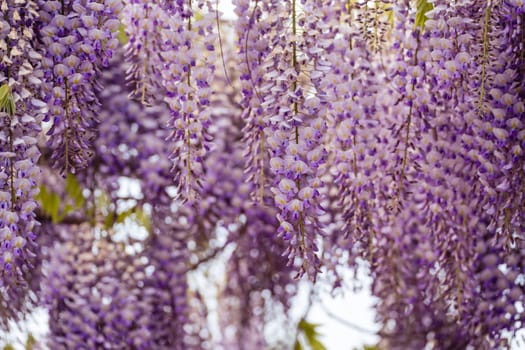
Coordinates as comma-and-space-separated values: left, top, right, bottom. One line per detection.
0, 0, 45, 322
0, 0, 524, 349
37, 0, 123, 173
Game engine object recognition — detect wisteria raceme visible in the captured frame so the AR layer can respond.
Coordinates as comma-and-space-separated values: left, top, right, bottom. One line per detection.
355, 0, 393, 53
0, 0, 44, 322
234, 0, 278, 204
372, 1, 525, 348
471, 0, 525, 251
95, 53, 174, 205
158, 0, 217, 202
144, 207, 199, 350
219, 205, 297, 349
1, 0, 525, 349
320, 0, 390, 269
244, 0, 330, 280
201, 107, 297, 349
43, 225, 152, 349
121, 0, 166, 104
37, 0, 123, 173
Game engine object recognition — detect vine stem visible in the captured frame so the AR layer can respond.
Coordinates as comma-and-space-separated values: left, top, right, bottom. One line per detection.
347, 0, 353, 49
140, 5, 149, 104
259, 136, 265, 205
9, 121, 15, 209
61, 0, 71, 174
243, 0, 266, 204
186, 0, 193, 200
478, 0, 491, 110
396, 32, 420, 202
215, 0, 232, 87
291, 0, 305, 253
244, 0, 262, 102
64, 78, 71, 175
6, 58, 15, 209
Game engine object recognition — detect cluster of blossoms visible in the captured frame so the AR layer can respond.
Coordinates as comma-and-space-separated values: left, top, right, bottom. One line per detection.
123, 0, 217, 201
319, 0, 390, 270
43, 225, 152, 349
234, 0, 276, 204
236, 0, 331, 280
95, 53, 174, 205
143, 206, 202, 350
121, 0, 165, 103
1, 0, 525, 349
0, 0, 43, 322
369, 1, 525, 348
200, 110, 298, 348
37, 0, 123, 172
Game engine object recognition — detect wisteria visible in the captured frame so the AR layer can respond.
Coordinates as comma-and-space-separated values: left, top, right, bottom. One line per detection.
37, 0, 122, 173
0, 0, 44, 326
0, 0, 524, 349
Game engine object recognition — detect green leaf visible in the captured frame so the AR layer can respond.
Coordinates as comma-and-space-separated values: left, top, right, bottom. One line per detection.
134, 207, 151, 231
65, 173, 85, 209
104, 209, 115, 230
48, 192, 61, 223
310, 339, 327, 350
415, 0, 433, 31
57, 203, 74, 222
36, 185, 61, 223
26, 333, 36, 350
294, 340, 303, 350
116, 207, 135, 224
297, 319, 327, 350
0, 83, 16, 116
3, 345, 15, 350
106, 206, 151, 231
37, 176, 86, 223
118, 23, 128, 45
0, 83, 9, 101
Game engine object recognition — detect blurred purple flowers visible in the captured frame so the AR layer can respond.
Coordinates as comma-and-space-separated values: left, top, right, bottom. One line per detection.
0, 0, 524, 349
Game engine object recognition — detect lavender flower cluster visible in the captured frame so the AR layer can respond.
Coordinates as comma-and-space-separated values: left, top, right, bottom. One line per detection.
0, 0, 44, 325
0, 0, 524, 349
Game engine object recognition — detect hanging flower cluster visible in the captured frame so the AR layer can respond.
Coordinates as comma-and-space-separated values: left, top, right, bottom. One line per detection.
0, 0, 43, 313
238, 0, 331, 280
37, 0, 123, 173
43, 225, 152, 349
121, 0, 165, 104
123, 0, 217, 201
0, 0, 524, 349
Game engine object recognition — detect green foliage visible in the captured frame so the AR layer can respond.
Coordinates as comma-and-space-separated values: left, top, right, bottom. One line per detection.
64, 173, 85, 210
104, 205, 150, 231
134, 207, 151, 231
25, 333, 36, 350
36, 185, 61, 223
118, 24, 128, 45
3, 333, 37, 350
0, 84, 9, 102
36, 174, 85, 223
37, 173, 151, 230
294, 319, 327, 350
353, 346, 379, 350
415, 0, 433, 31
0, 83, 16, 116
